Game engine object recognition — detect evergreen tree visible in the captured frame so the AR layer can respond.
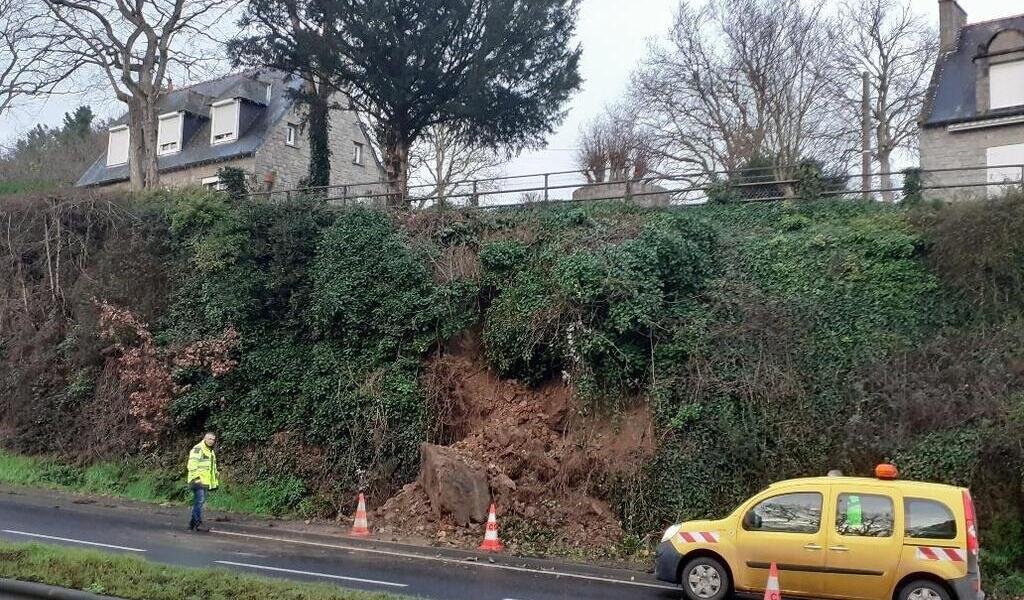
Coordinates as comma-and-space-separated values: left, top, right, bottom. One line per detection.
230, 0, 582, 207
60, 106, 95, 141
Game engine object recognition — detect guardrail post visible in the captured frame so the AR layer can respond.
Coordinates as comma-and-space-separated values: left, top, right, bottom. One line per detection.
544, 174, 549, 202
472, 180, 479, 207
342, 185, 348, 207
625, 177, 633, 204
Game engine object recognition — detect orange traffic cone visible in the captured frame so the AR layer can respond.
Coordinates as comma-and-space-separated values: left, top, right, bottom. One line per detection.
478, 503, 503, 552
350, 493, 370, 537
763, 561, 781, 600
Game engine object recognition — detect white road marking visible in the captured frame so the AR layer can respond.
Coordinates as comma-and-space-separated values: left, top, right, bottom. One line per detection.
214, 529, 677, 591
215, 560, 408, 588
2, 529, 146, 553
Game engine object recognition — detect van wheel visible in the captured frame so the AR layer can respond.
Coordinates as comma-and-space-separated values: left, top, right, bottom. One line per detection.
679, 556, 731, 600
899, 580, 951, 600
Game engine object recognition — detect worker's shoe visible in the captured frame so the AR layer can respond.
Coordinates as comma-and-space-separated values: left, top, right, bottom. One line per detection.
193, 521, 210, 533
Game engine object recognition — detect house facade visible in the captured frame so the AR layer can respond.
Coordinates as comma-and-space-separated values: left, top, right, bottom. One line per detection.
919, 1, 1024, 198
76, 70, 386, 196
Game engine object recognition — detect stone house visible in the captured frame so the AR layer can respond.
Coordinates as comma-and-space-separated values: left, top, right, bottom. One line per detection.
919, 1, 1024, 199
76, 70, 386, 196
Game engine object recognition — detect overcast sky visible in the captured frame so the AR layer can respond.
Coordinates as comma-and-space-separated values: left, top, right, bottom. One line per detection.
1, 0, 1020, 176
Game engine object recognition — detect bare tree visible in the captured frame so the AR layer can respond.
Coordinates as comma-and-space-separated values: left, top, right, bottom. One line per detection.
409, 124, 505, 208
835, 0, 937, 201
576, 105, 657, 184
0, 0, 79, 116
39, 0, 234, 190
632, 0, 843, 190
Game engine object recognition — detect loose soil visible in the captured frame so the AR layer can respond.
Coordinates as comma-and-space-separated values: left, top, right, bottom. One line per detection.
375, 335, 655, 556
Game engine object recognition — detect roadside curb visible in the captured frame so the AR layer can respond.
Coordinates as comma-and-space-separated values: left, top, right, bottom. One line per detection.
0, 579, 122, 600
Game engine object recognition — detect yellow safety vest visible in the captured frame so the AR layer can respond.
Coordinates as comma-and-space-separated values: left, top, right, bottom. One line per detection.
186, 441, 219, 490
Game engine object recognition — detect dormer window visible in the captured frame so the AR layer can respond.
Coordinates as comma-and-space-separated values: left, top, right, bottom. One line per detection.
990, 60, 1024, 110
157, 112, 184, 155
106, 125, 130, 167
211, 99, 240, 145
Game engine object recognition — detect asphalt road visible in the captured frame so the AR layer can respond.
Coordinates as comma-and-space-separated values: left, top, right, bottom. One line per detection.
0, 487, 681, 600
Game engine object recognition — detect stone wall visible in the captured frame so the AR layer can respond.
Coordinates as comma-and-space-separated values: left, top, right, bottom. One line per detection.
571, 182, 672, 207
254, 103, 387, 199
919, 123, 1024, 200
100, 157, 257, 192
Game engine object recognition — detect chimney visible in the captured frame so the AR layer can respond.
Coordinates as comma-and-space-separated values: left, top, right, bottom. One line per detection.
938, 0, 967, 54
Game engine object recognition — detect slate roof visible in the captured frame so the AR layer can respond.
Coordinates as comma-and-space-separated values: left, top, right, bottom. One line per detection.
76, 69, 300, 187
922, 15, 1024, 127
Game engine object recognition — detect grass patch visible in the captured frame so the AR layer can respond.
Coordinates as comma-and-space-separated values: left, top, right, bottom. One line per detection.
0, 541, 406, 600
0, 450, 300, 517
0, 180, 57, 196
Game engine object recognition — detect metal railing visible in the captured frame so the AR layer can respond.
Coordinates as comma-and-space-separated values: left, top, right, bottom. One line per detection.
243, 163, 1024, 210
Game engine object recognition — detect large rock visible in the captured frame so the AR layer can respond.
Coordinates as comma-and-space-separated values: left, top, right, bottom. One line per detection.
571, 182, 672, 207
418, 443, 490, 525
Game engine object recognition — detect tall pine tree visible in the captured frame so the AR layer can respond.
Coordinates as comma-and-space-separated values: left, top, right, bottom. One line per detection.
230, 0, 582, 206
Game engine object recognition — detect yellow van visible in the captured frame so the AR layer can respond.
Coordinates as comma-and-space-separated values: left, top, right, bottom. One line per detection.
655, 465, 983, 600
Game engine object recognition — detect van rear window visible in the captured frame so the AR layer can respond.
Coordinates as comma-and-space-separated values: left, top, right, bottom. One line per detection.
905, 498, 956, 540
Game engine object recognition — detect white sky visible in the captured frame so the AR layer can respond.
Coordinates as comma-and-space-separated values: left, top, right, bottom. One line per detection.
1, 0, 1020, 177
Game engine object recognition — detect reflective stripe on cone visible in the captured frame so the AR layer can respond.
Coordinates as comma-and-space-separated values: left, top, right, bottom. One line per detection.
350, 493, 370, 537
479, 503, 503, 552
763, 561, 781, 600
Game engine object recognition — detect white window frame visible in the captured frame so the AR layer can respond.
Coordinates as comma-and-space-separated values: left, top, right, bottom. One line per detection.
106, 125, 130, 167
286, 123, 298, 147
353, 141, 364, 166
986, 143, 1024, 198
990, 60, 1024, 111
201, 175, 227, 191
210, 99, 241, 145
157, 111, 184, 156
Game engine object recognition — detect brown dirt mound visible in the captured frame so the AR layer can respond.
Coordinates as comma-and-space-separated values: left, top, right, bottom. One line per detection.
377, 335, 655, 555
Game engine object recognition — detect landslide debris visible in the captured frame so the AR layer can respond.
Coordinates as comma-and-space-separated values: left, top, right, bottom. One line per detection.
376, 336, 655, 555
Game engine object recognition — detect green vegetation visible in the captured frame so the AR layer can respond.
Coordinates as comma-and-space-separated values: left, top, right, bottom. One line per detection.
0, 450, 311, 516
1, 187, 1023, 587
0, 541, 405, 600
0, 105, 105, 190
0, 180, 58, 196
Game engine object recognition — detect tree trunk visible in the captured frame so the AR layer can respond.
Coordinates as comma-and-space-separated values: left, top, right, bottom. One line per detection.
307, 93, 332, 190
126, 97, 161, 190
877, 123, 894, 203
383, 132, 411, 208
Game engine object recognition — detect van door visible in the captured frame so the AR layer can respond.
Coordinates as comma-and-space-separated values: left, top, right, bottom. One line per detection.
734, 487, 829, 597
821, 486, 900, 600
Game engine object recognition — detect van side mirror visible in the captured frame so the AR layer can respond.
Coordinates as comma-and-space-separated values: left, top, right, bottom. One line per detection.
743, 510, 762, 530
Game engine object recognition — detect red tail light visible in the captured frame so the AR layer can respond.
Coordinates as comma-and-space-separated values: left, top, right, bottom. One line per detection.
963, 489, 980, 555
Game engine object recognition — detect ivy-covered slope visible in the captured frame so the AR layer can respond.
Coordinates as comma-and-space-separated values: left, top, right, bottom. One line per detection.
1, 191, 1022, 585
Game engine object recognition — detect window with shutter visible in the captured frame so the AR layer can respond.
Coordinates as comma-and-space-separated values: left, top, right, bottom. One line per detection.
106, 126, 130, 167
157, 112, 183, 155
990, 61, 1024, 110
210, 99, 240, 145
987, 143, 1024, 197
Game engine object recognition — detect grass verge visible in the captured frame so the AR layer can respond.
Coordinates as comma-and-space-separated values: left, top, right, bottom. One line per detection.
0, 450, 303, 517
0, 180, 57, 196
0, 541, 406, 600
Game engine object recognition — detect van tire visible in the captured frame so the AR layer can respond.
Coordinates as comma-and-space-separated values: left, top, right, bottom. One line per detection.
898, 580, 952, 600
679, 556, 731, 600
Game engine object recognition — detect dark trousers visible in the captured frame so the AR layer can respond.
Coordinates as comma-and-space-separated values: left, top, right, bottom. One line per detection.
190, 483, 207, 527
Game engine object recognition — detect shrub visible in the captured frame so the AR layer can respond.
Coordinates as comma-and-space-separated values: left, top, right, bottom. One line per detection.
918, 194, 1024, 317
902, 167, 924, 205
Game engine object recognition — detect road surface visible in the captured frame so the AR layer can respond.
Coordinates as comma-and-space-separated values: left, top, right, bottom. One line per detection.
0, 487, 680, 600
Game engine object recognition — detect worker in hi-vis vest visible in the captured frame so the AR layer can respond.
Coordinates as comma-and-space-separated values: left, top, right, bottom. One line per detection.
186, 432, 219, 532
